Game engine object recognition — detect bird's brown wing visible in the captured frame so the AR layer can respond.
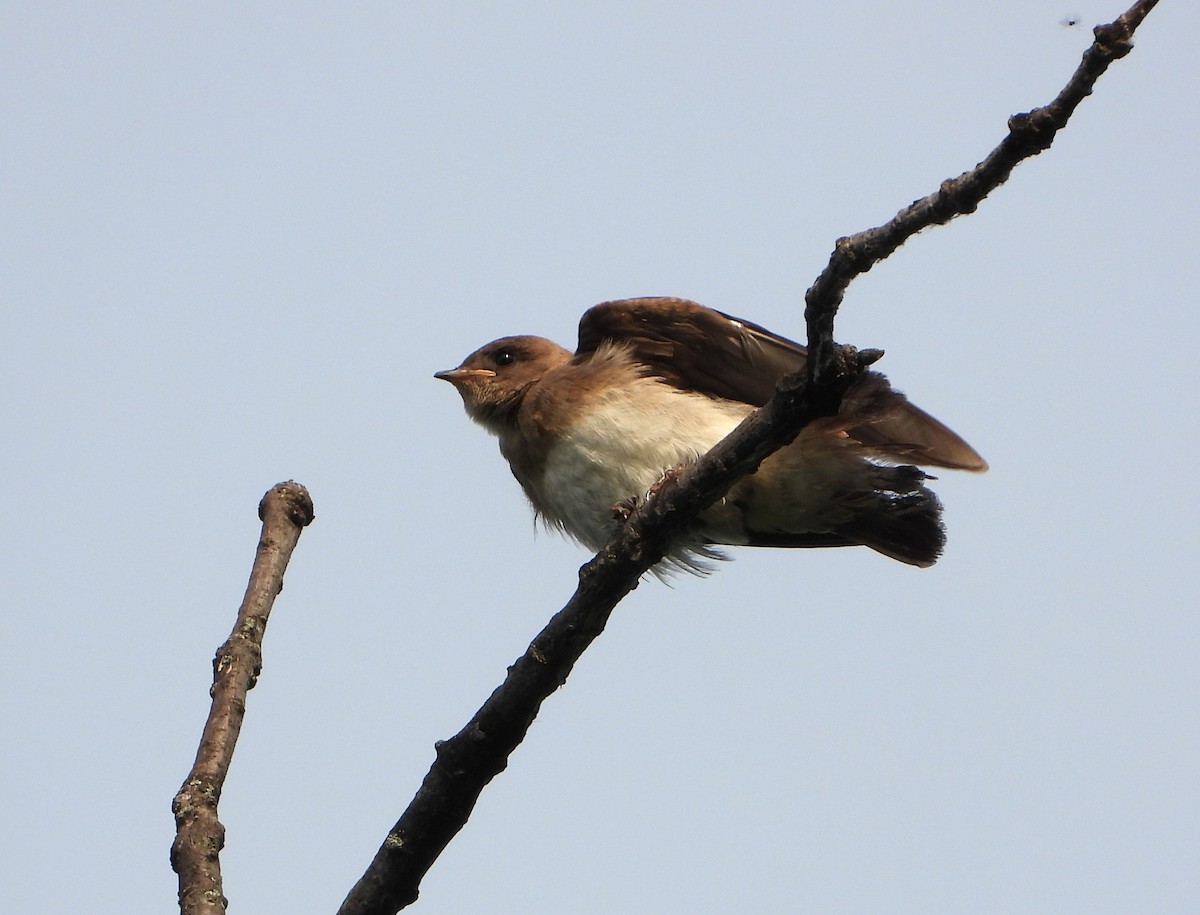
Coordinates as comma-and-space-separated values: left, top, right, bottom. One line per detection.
577, 297, 804, 404
576, 297, 987, 472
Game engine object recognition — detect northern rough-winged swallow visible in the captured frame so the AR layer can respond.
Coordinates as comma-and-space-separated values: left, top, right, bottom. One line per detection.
436, 297, 986, 570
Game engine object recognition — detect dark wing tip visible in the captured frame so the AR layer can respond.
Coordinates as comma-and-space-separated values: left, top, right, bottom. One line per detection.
840, 373, 987, 473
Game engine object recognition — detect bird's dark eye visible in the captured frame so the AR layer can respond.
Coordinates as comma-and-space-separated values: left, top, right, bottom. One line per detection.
493, 348, 516, 367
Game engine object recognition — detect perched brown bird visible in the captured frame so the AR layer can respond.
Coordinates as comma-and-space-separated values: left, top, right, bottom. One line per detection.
436, 297, 986, 570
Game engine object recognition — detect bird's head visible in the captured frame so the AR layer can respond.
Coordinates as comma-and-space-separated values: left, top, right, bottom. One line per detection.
435, 335, 572, 433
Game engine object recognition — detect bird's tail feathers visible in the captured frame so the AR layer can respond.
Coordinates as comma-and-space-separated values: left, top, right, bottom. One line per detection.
832, 464, 946, 567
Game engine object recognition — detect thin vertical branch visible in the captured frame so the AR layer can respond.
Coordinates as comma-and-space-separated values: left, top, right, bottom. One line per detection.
171, 482, 315, 915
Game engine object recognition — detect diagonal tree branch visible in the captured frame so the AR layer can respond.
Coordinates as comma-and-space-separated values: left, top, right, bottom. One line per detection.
172, 482, 315, 915
338, 3, 1158, 912
804, 1, 1158, 378
338, 353, 861, 915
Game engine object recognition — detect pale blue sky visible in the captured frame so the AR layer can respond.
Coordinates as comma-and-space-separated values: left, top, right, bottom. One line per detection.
2, 3, 1197, 913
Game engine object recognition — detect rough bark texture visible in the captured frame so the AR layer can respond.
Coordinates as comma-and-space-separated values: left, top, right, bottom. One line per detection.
172, 482, 315, 915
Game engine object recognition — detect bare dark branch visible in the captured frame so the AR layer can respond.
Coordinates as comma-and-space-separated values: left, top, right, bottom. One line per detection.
804, 0, 1159, 378
339, 3, 1158, 912
339, 355, 863, 915
172, 482, 314, 915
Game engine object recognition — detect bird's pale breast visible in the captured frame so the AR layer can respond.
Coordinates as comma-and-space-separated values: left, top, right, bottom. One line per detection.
537, 374, 751, 551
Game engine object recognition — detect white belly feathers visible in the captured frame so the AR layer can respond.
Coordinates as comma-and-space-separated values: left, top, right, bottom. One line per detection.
538, 375, 751, 551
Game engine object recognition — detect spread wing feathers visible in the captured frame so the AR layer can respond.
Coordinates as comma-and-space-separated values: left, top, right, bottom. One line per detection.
577, 297, 987, 472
